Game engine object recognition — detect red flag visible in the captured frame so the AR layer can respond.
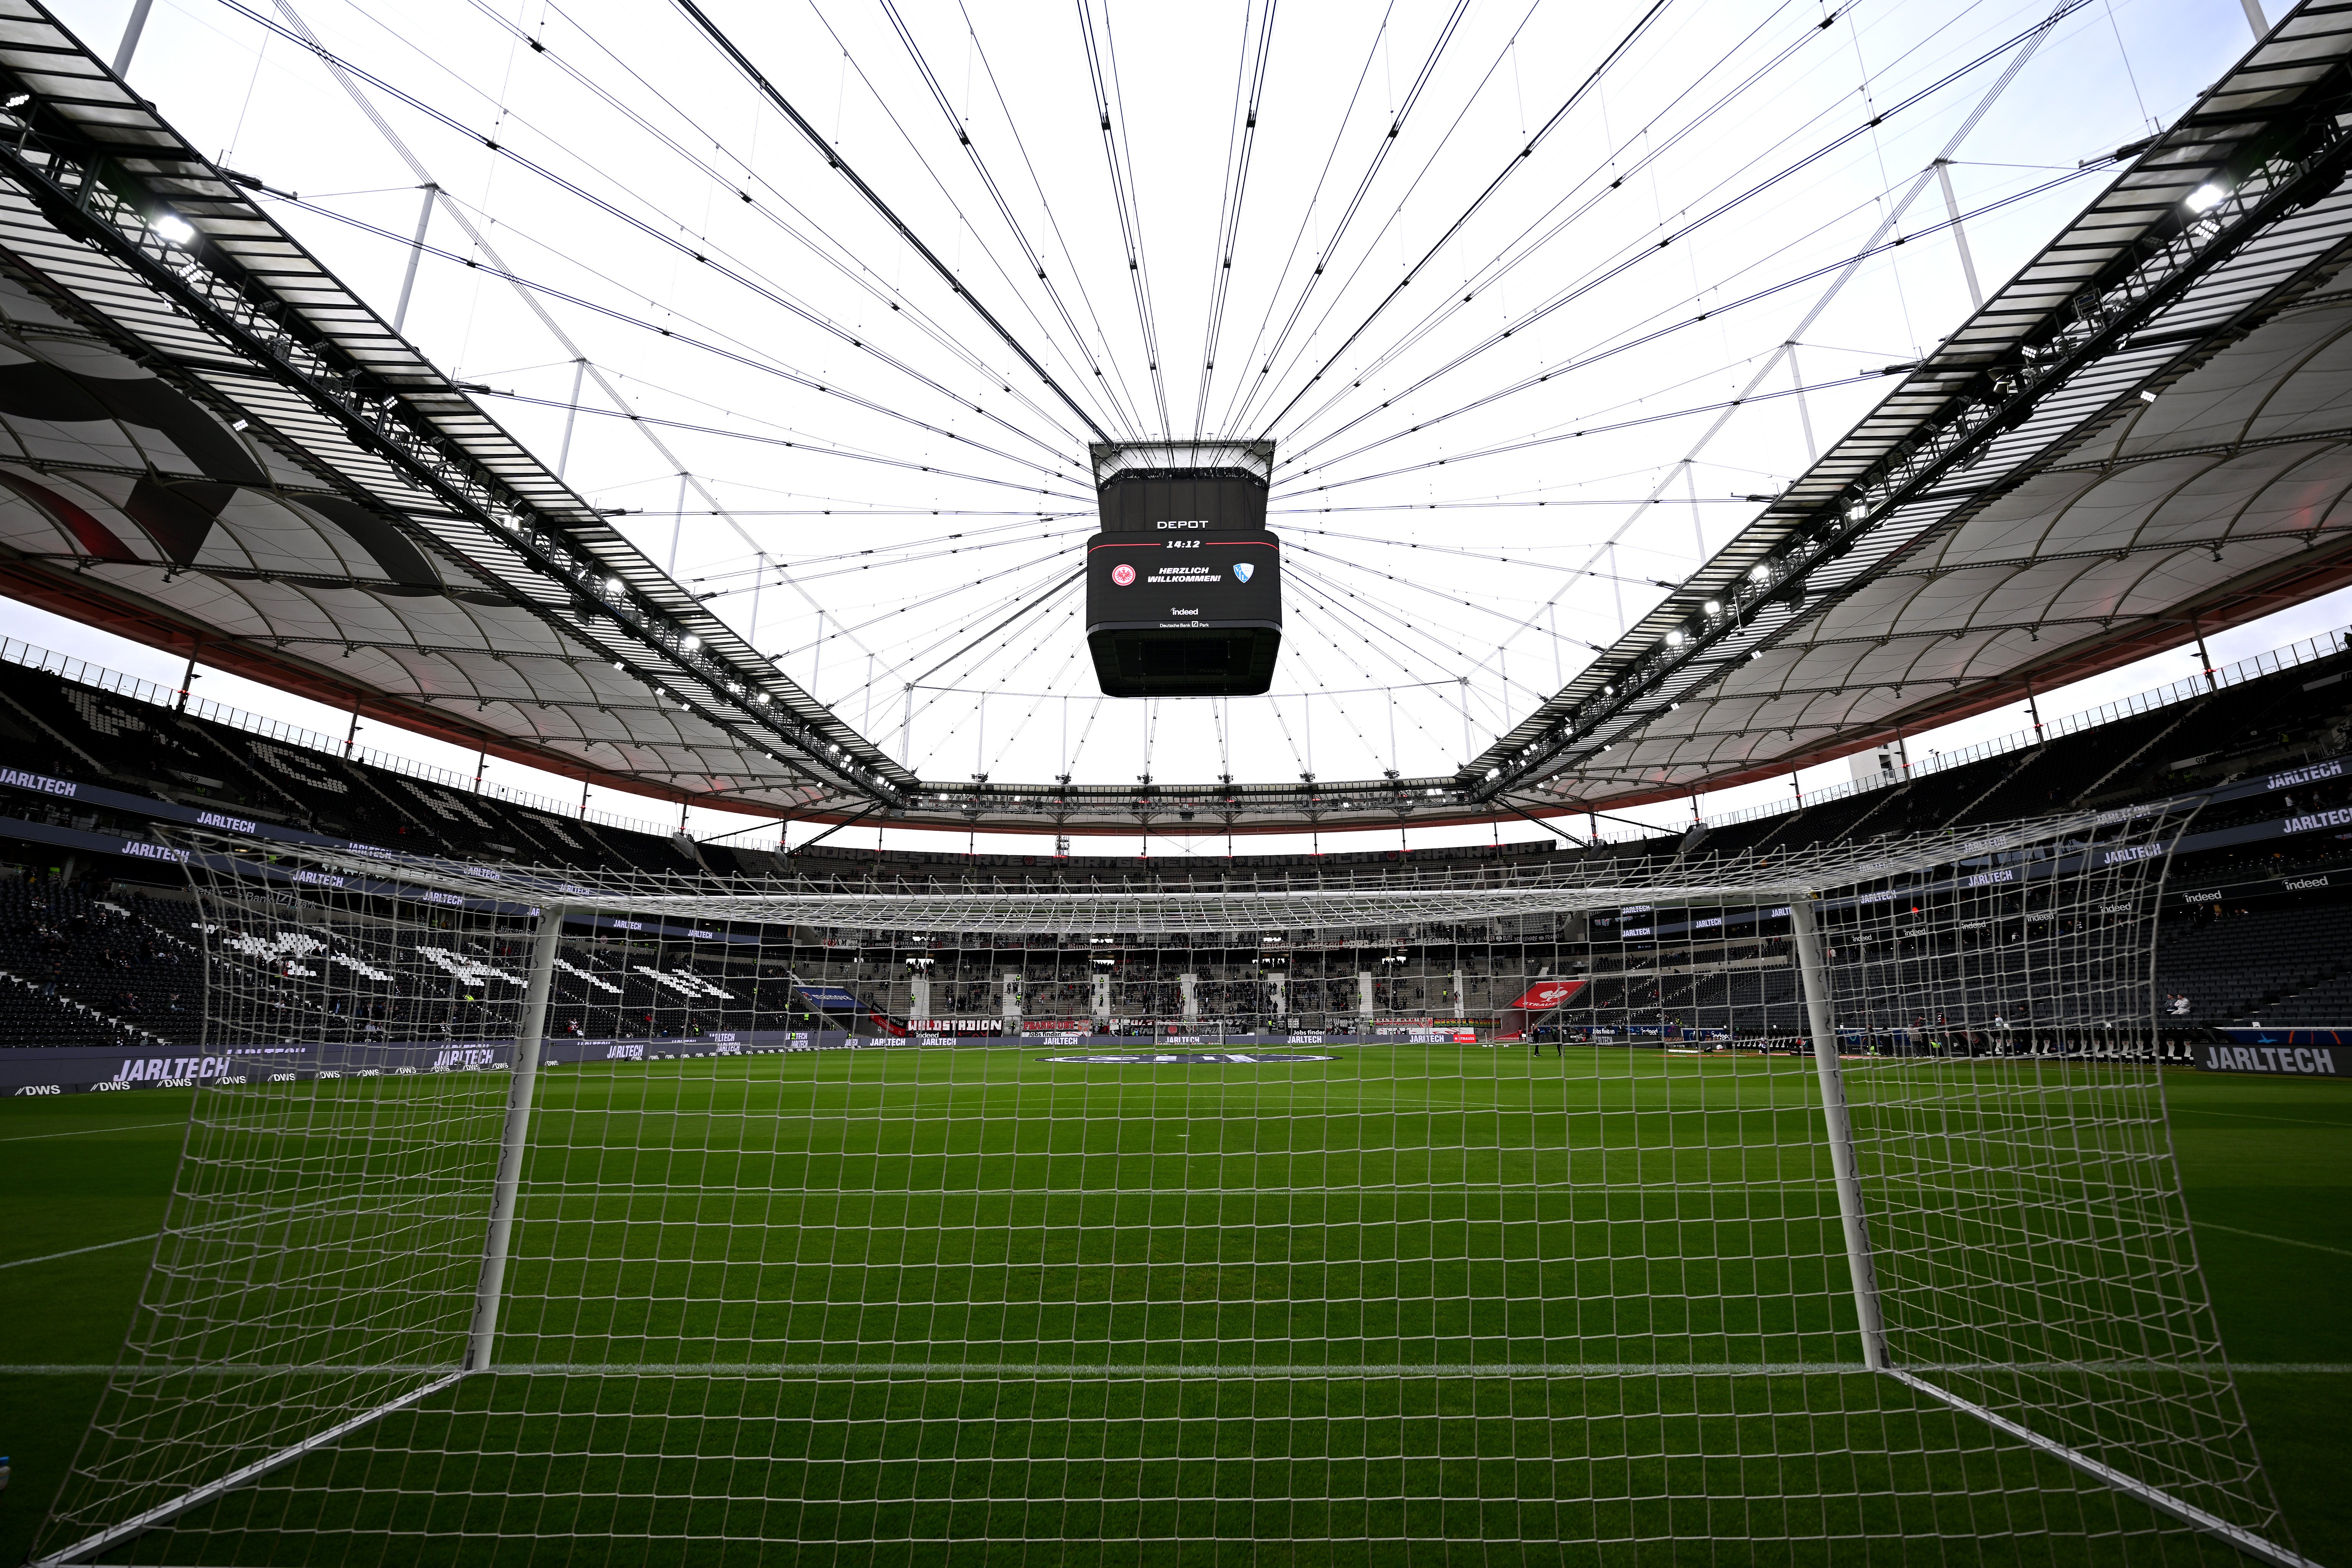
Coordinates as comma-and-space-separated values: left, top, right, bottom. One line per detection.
1506, 979, 1586, 1011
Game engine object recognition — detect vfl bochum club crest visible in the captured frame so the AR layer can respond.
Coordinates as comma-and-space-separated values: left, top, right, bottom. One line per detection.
1234, 562, 1255, 583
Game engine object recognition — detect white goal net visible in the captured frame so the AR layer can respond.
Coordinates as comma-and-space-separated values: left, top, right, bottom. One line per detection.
29, 809, 2310, 1566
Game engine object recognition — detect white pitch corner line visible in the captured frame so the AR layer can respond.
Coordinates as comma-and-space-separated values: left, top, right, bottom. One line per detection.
0, 1234, 157, 1271
0, 1121, 178, 1143
2196, 1221, 2352, 1260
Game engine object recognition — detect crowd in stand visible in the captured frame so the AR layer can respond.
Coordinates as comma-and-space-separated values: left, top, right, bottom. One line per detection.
2, 635, 2351, 1048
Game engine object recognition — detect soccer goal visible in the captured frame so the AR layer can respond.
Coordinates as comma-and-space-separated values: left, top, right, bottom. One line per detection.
30, 809, 2315, 1566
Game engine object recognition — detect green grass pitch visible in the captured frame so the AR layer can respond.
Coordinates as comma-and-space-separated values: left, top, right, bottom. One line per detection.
0, 1045, 2344, 1566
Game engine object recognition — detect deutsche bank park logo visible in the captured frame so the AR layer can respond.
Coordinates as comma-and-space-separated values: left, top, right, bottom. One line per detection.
1234, 561, 1255, 583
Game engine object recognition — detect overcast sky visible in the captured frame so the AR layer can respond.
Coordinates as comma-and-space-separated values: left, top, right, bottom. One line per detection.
18, 0, 2343, 854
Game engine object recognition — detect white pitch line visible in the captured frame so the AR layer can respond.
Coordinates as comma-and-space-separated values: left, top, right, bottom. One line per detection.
2196, 1222, 2352, 1259
0, 1121, 177, 1143
0, 1234, 157, 1271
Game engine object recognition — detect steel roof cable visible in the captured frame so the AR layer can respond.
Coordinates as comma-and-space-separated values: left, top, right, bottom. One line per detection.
1262, 3, 1983, 466
1273, 4, 2085, 474
461, 0, 1098, 450
1249, 0, 1672, 442
1264, 0, 1822, 452
687, 520, 1094, 588
1282, 564, 1497, 702
1289, 583, 1618, 728
666, 507, 1090, 522
1273, 613, 1420, 768
954, 0, 1158, 446
1269, 368, 1890, 502
1280, 526, 1703, 589
688, 529, 1096, 604
773, 544, 1087, 657
471, 382, 1091, 501
1286, 550, 1607, 689
898, 615, 1083, 743
1217, 0, 1470, 438
879, 0, 1148, 443
276, 188, 1086, 489
1076, 0, 1172, 439
669, 0, 1115, 445
1062, 694, 1108, 778
1270, 497, 1772, 514
788, 0, 1141, 448
239, 3, 1087, 476
1266, 161, 2093, 490
1389, 1, 2081, 704
978, 635, 1090, 780
1192, 0, 1278, 440
1208, 3, 1395, 440
904, 569, 1087, 693
258, 0, 915, 742
798, 565, 1090, 679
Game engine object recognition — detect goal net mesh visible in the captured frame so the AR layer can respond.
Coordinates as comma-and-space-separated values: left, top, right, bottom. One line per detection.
32, 810, 2298, 1565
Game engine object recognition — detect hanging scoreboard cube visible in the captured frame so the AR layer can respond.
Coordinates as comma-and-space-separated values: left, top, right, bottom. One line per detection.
1086, 440, 1282, 697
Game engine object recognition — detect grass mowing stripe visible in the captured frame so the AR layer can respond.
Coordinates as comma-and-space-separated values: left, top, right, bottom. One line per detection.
2197, 1221, 2352, 1259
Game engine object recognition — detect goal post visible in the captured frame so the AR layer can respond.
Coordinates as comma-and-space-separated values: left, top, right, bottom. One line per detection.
1787, 890, 1890, 1376
30, 811, 2316, 1566
465, 906, 565, 1375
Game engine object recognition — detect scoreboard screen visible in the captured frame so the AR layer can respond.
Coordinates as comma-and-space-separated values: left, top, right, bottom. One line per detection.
1085, 447, 1282, 697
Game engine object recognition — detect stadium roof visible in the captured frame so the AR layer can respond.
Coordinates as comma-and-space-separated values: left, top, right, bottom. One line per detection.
0, 1, 2349, 838
1496, 2, 2352, 821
